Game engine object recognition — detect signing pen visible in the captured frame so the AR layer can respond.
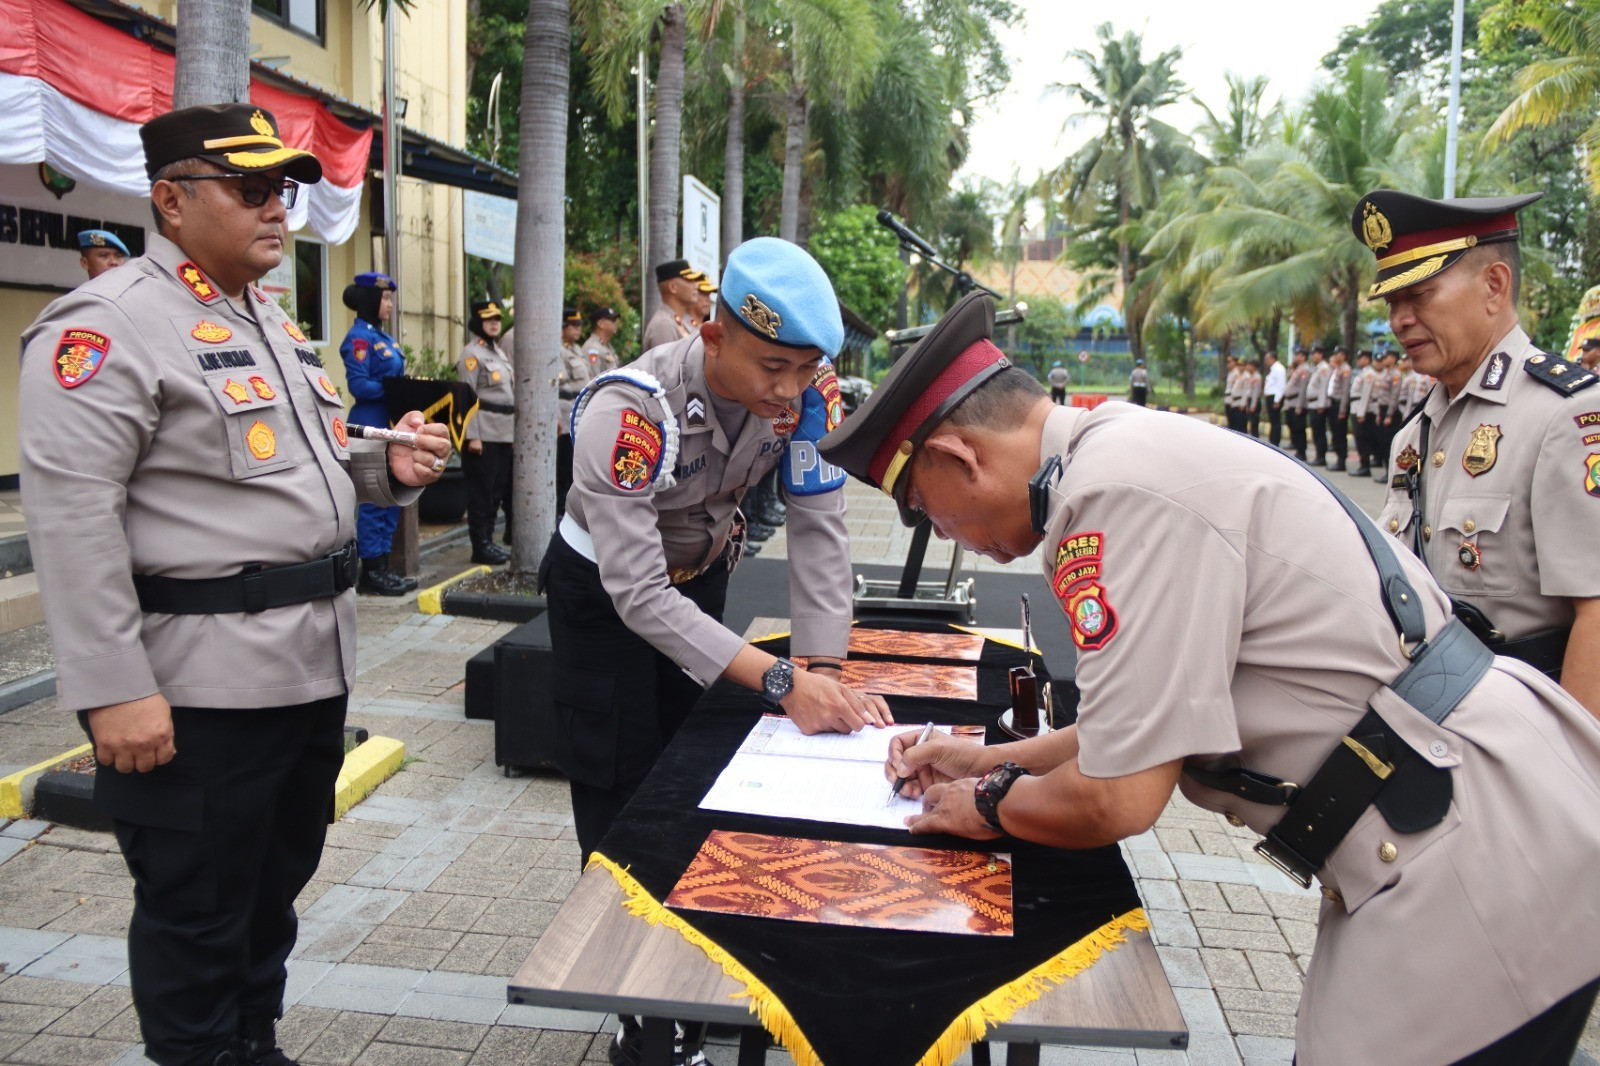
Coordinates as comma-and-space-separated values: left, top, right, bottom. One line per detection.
887, 721, 937, 805
347, 424, 420, 447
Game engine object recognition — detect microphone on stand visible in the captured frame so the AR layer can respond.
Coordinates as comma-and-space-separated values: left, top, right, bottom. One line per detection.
875, 209, 939, 260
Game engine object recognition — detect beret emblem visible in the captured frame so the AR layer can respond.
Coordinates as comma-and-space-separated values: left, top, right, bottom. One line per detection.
741, 293, 782, 339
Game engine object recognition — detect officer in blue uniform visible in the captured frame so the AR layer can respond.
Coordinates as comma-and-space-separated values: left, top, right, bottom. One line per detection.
340, 272, 415, 595
78, 228, 130, 281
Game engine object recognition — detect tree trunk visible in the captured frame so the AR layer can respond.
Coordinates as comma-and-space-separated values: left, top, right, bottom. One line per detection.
1183, 320, 1196, 398
173, 0, 250, 107
779, 83, 806, 243
720, 9, 745, 266
509, 0, 569, 573
1342, 266, 1360, 355
1219, 331, 1232, 389
1267, 312, 1281, 358
645, 2, 686, 321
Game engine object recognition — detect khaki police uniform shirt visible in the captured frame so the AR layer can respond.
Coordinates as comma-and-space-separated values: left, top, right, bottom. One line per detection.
1378, 325, 1600, 642
566, 333, 851, 686
457, 337, 514, 443
1224, 366, 1243, 406
1349, 364, 1375, 418
1244, 370, 1262, 411
1034, 402, 1600, 1064
1306, 362, 1330, 410
582, 333, 619, 373
557, 341, 594, 436
1328, 362, 1351, 415
1284, 363, 1309, 411
19, 234, 414, 713
640, 304, 692, 353
1046, 366, 1070, 389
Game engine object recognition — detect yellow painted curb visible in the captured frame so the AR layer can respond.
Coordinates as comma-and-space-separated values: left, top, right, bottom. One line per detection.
334, 736, 406, 820
416, 565, 491, 615
0, 742, 93, 819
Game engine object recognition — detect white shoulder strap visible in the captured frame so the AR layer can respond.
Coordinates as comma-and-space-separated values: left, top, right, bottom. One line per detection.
569, 368, 681, 489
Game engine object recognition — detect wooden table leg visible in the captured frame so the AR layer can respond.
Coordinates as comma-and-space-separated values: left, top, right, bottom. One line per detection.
1005, 1041, 1041, 1066
737, 1027, 768, 1066
642, 1017, 673, 1066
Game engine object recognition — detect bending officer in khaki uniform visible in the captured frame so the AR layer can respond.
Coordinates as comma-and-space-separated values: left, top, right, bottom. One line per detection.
820, 290, 1600, 1066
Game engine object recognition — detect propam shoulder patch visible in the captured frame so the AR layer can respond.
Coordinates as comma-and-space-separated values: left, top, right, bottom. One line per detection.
1524, 353, 1599, 397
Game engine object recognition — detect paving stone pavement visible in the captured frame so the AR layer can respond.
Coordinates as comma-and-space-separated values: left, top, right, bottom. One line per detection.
1, 467, 1597, 1065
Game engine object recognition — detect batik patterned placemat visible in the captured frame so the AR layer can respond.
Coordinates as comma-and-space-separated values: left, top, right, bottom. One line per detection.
667, 830, 1013, 936
847, 627, 986, 662
794, 657, 979, 700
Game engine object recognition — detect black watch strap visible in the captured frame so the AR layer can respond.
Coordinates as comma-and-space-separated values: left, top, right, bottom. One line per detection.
974, 761, 1028, 833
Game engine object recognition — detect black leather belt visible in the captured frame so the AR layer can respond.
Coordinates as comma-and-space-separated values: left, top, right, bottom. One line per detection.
479, 400, 514, 414
1453, 600, 1567, 680
133, 541, 360, 615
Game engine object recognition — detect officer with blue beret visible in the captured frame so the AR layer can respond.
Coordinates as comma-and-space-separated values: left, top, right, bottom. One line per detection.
340, 271, 415, 595
78, 228, 130, 280
543, 235, 894, 1064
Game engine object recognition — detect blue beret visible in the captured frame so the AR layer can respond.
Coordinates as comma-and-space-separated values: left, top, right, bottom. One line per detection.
354, 271, 396, 291
720, 237, 842, 358
78, 229, 129, 255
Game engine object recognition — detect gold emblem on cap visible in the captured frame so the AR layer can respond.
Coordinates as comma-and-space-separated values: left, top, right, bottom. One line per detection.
1361, 202, 1393, 252
740, 293, 782, 339
90, 233, 106, 247
250, 109, 274, 137
1462, 423, 1501, 477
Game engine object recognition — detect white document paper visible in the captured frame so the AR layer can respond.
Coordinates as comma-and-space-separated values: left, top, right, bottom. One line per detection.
701, 716, 964, 830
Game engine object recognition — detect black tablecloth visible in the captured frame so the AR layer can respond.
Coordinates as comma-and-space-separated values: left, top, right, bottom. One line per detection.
591, 627, 1144, 1066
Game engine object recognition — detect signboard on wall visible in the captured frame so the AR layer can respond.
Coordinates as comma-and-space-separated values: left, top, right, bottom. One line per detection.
682, 175, 720, 286
0, 164, 148, 290
464, 189, 517, 267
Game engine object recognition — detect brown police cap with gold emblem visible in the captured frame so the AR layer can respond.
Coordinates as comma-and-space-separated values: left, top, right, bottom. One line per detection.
1352, 189, 1541, 300
818, 290, 1009, 526
141, 103, 323, 184
471, 300, 503, 320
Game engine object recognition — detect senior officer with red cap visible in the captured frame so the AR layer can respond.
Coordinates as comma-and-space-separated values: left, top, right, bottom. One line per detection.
1362, 190, 1600, 716
819, 290, 1600, 1066
18, 103, 451, 1066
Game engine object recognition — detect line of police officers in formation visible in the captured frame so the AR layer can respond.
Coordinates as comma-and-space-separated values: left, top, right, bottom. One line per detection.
1223, 345, 1436, 478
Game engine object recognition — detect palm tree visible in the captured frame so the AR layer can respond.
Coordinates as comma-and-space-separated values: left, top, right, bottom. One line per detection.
508, 0, 569, 570
1481, 0, 1600, 197
1045, 23, 1191, 363
1195, 73, 1278, 167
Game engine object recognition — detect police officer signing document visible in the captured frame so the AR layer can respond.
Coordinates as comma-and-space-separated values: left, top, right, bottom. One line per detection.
18, 104, 451, 1066
819, 291, 1600, 1066
543, 237, 893, 869
1363, 190, 1600, 717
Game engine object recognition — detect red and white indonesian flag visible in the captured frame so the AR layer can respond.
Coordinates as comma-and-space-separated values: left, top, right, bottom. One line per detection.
0, 0, 371, 245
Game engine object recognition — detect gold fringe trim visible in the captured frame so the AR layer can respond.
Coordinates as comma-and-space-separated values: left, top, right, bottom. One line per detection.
589, 851, 1148, 1066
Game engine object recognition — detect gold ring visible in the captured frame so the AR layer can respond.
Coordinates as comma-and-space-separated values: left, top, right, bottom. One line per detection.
431, 458, 446, 472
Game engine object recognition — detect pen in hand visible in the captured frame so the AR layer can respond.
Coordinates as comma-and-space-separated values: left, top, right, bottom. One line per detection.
887, 722, 937, 805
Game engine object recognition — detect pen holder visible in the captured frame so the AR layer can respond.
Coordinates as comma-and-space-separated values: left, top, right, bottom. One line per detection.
1000, 666, 1046, 739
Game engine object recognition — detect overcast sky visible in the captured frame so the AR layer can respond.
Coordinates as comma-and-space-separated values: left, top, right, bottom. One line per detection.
958, 0, 1387, 192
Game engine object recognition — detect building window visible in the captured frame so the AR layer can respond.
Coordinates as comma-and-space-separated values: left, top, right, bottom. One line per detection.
253, 0, 323, 43
294, 237, 328, 343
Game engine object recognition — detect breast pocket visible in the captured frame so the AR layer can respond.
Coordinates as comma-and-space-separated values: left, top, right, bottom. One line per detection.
203, 371, 295, 479
1378, 494, 1413, 542
1434, 493, 1514, 597
300, 363, 352, 461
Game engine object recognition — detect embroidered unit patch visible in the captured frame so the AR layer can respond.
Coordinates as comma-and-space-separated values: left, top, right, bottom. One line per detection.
191, 320, 232, 343
612, 409, 664, 491
1586, 454, 1600, 499
281, 321, 308, 344
352, 339, 368, 362
248, 376, 276, 400
222, 379, 250, 405
1065, 582, 1119, 651
246, 420, 276, 460
332, 417, 348, 448
52, 328, 110, 389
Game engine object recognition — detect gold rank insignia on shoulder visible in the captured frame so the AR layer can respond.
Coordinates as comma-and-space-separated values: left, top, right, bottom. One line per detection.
741, 293, 782, 339
176, 261, 219, 303
191, 320, 232, 343
1361, 202, 1393, 252
1462, 423, 1501, 477
1524, 353, 1599, 396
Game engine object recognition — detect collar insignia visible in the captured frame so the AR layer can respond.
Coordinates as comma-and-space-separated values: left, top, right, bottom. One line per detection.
740, 293, 782, 339
191, 320, 232, 344
1361, 202, 1393, 252
1462, 423, 1501, 477
1480, 351, 1509, 390
176, 261, 219, 303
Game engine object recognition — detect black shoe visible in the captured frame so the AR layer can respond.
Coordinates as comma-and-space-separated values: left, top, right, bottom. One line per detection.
757, 501, 787, 525
1326, 461, 1346, 472
743, 540, 763, 557
358, 556, 409, 596
608, 1017, 641, 1066
396, 573, 419, 592
235, 1016, 297, 1065
1349, 467, 1371, 477
471, 542, 510, 565
746, 523, 775, 543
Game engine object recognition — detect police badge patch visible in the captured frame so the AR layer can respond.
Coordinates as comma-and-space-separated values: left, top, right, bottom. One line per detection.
612, 409, 664, 491
352, 339, 369, 362
1053, 531, 1117, 649
53, 328, 110, 389
1395, 444, 1419, 472
1585, 454, 1600, 499
1462, 424, 1501, 477
1065, 582, 1119, 651
813, 365, 845, 432
282, 321, 308, 344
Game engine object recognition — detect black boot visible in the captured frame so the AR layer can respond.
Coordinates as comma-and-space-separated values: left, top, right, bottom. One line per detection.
359, 555, 409, 596
234, 1015, 296, 1065
471, 538, 510, 565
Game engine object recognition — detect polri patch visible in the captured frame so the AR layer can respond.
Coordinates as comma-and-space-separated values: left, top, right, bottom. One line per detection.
53, 328, 111, 389
612, 409, 663, 491
222, 379, 251, 405
1583, 432, 1600, 448
332, 417, 348, 448
191, 320, 232, 343
246, 420, 276, 460
352, 339, 369, 362
1586, 454, 1600, 499
176, 261, 220, 303
464, 356, 478, 372
1065, 582, 1118, 651
249, 376, 276, 401
1053, 530, 1107, 613
282, 321, 308, 344
318, 375, 339, 400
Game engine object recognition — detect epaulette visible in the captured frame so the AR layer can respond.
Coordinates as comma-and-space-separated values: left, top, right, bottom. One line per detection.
1524, 353, 1599, 396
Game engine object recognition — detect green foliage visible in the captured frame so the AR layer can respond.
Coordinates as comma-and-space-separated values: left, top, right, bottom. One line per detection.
807, 205, 904, 332
565, 244, 642, 359
1004, 293, 1078, 374
400, 344, 457, 381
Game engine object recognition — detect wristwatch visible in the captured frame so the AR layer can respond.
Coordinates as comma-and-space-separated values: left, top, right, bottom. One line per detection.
761, 658, 797, 707
973, 762, 1029, 834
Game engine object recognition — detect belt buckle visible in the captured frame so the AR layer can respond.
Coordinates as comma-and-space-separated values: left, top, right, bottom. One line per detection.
1253, 838, 1315, 890
669, 567, 702, 585
240, 563, 267, 614
333, 541, 359, 591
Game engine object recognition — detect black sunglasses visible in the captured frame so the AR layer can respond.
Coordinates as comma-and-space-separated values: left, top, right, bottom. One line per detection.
179, 173, 300, 209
